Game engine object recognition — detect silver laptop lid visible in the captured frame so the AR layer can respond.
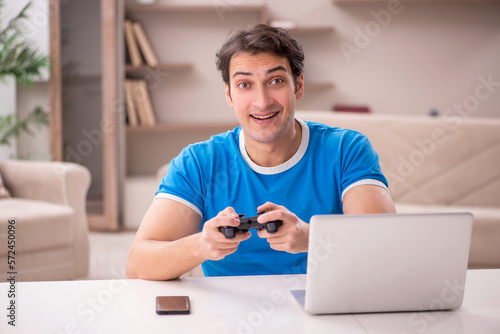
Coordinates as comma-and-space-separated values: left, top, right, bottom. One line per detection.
304, 213, 473, 314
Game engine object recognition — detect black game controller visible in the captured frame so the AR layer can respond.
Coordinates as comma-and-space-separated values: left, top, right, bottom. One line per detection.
219, 213, 283, 239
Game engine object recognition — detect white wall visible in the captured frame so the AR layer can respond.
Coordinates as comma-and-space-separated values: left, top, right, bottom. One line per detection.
0, 77, 16, 159
16, 83, 51, 160
270, 0, 500, 118
1, 0, 51, 160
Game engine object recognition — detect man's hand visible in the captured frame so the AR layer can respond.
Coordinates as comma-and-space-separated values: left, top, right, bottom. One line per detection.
199, 207, 250, 261
256, 202, 309, 254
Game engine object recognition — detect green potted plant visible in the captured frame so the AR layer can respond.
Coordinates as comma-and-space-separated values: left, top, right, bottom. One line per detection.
0, 0, 50, 152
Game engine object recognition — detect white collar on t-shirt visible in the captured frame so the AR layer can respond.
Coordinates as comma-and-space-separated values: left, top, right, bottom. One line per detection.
239, 118, 310, 175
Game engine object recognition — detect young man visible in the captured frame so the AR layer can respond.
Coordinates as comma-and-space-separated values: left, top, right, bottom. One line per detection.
126, 24, 395, 280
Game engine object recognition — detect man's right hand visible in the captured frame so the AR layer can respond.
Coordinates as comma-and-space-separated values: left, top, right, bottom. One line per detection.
199, 207, 250, 261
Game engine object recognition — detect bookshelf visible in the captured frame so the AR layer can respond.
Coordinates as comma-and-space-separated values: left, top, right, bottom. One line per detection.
122, 3, 267, 130
122, 4, 335, 136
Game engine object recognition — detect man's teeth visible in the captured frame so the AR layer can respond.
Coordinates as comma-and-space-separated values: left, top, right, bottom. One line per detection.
252, 112, 278, 120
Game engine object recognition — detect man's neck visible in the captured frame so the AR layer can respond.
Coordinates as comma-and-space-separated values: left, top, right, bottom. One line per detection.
244, 120, 302, 167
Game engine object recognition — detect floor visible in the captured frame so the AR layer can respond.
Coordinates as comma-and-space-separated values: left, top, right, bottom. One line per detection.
87, 230, 136, 280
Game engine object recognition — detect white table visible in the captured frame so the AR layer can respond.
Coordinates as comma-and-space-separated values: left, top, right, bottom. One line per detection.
1, 270, 499, 333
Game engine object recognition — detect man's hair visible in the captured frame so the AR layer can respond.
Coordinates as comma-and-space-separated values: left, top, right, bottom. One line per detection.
215, 24, 304, 90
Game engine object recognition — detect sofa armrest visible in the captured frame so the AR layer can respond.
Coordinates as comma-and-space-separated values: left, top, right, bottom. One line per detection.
0, 160, 87, 204
0, 160, 92, 278
156, 163, 170, 183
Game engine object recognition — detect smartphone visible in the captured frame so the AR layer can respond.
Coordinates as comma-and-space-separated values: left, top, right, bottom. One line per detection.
156, 296, 190, 315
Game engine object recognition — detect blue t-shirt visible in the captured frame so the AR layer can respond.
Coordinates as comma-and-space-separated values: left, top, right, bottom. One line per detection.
156, 119, 388, 276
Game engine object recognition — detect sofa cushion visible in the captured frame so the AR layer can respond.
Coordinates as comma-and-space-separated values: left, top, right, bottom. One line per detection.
0, 172, 10, 198
0, 246, 74, 282
395, 203, 500, 268
295, 111, 500, 208
0, 198, 74, 256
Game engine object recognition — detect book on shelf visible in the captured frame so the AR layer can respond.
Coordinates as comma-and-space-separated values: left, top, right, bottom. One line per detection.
132, 21, 159, 67
137, 79, 157, 126
124, 20, 142, 67
125, 79, 157, 127
124, 79, 139, 127
333, 104, 371, 113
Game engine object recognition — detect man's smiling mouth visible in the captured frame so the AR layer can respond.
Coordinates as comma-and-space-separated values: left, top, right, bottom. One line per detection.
251, 112, 279, 120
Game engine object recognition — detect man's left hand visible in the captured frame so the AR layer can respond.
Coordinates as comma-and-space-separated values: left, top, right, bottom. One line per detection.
256, 202, 309, 254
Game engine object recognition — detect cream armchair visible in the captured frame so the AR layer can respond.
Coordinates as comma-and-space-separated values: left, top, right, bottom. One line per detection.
0, 160, 91, 281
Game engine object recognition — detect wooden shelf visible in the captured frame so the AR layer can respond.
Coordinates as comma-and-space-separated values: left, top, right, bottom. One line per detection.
125, 3, 268, 24
125, 4, 267, 13
126, 122, 239, 134
288, 26, 334, 34
125, 63, 193, 75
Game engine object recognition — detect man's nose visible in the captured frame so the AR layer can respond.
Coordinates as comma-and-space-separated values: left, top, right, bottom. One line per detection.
252, 85, 274, 110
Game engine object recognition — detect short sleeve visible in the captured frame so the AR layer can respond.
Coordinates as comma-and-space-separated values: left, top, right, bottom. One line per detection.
340, 132, 388, 194
155, 145, 205, 218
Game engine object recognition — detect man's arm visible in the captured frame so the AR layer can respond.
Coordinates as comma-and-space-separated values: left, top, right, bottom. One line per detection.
126, 198, 250, 280
342, 184, 396, 214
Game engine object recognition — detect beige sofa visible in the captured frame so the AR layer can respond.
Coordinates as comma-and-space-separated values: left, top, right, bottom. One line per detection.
296, 111, 500, 269
0, 160, 91, 281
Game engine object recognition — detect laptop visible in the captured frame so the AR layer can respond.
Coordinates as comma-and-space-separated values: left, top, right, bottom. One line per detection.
291, 212, 473, 314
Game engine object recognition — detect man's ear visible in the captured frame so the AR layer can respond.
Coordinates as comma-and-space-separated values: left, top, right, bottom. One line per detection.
295, 73, 304, 100
224, 82, 233, 108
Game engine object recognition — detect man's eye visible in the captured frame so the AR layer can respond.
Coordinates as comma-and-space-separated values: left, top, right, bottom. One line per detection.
238, 82, 250, 89
270, 78, 284, 85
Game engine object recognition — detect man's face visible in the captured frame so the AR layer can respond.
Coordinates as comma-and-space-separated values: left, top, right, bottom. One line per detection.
224, 52, 304, 145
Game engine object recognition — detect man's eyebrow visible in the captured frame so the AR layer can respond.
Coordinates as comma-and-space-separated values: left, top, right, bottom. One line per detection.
232, 66, 288, 79
267, 65, 287, 74
232, 71, 252, 78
